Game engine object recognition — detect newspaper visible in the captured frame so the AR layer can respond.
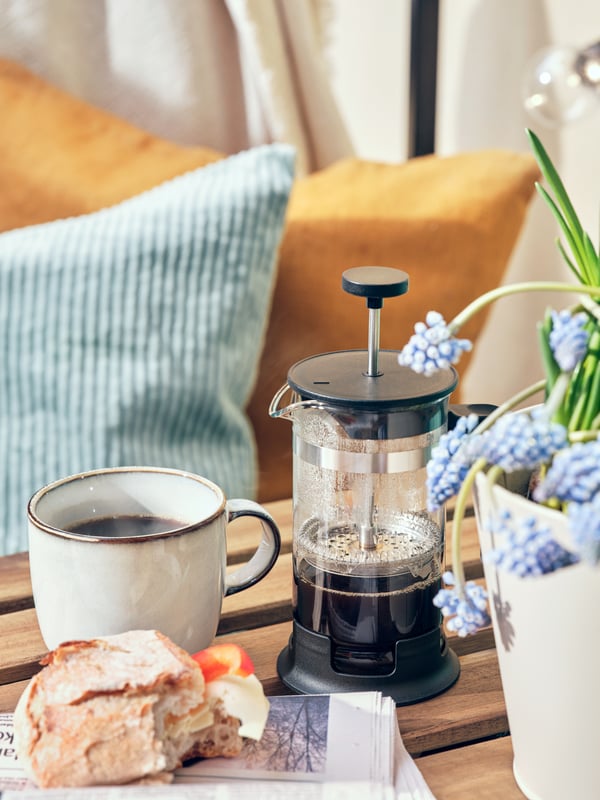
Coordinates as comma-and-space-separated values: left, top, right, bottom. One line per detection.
0, 693, 435, 799
0, 784, 395, 800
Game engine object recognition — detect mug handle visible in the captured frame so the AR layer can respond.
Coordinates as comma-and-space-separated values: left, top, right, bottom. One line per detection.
224, 499, 281, 596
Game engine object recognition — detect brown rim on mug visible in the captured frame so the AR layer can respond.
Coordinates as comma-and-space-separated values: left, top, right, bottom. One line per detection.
27, 466, 226, 543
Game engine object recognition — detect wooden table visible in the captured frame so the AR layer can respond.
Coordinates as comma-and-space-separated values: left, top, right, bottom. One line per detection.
0, 499, 525, 798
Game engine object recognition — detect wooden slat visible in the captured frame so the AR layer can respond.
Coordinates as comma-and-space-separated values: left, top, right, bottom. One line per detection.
0, 501, 489, 703
0, 614, 507, 758
0, 678, 29, 713
220, 553, 293, 633
417, 736, 524, 799
0, 552, 33, 614
0, 507, 484, 620
449, 625, 495, 657
397, 648, 508, 755
0, 608, 46, 684
0, 592, 495, 695
451, 515, 483, 580
0, 549, 491, 688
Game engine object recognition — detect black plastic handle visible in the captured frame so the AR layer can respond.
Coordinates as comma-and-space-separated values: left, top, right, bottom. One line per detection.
448, 403, 497, 430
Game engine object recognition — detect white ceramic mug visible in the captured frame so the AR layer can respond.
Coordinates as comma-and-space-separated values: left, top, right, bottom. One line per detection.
27, 467, 281, 652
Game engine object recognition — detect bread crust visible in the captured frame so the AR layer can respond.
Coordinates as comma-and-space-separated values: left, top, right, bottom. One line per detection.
14, 630, 243, 787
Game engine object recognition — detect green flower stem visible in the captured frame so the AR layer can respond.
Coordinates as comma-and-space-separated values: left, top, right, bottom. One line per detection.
568, 344, 600, 432
544, 372, 571, 420
564, 363, 583, 422
451, 457, 487, 596
448, 282, 600, 335
575, 329, 600, 430
578, 293, 600, 323
569, 373, 591, 432
474, 379, 546, 435
569, 429, 600, 443
581, 354, 600, 430
486, 465, 504, 486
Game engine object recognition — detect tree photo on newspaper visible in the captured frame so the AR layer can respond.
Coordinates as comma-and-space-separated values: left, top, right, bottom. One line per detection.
177, 692, 395, 784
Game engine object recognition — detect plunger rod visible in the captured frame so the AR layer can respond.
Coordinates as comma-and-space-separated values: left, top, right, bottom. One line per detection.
359, 489, 377, 550
367, 306, 381, 377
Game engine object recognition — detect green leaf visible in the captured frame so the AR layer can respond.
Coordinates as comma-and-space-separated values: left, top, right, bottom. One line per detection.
557, 238, 583, 283
527, 129, 584, 239
569, 329, 600, 431
583, 232, 600, 284
566, 358, 585, 419
581, 362, 600, 430
569, 373, 591, 431
535, 183, 590, 282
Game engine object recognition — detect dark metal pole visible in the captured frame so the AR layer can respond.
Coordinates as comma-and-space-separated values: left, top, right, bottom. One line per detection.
408, 0, 440, 157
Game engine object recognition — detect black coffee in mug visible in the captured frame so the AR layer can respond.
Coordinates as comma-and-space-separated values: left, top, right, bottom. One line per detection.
65, 514, 185, 538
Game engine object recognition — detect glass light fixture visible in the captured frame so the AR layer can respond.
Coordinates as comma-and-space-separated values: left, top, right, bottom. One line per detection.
523, 40, 600, 126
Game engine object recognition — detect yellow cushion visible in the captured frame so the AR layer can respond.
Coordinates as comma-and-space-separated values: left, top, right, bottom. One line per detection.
0, 58, 539, 504
0, 58, 222, 232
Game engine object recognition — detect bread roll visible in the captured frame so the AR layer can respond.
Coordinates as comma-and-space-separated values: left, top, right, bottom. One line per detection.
14, 630, 252, 787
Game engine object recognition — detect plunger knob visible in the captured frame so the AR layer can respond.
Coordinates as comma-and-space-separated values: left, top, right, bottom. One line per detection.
342, 267, 409, 377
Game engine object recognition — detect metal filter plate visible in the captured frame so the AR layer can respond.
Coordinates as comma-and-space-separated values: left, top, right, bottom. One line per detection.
297, 513, 441, 576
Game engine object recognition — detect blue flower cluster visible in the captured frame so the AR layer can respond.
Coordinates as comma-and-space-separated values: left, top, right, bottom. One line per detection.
534, 440, 600, 504
567, 497, 600, 565
398, 311, 472, 376
433, 571, 491, 636
426, 415, 480, 511
398, 299, 599, 608
532, 439, 600, 564
486, 510, 578, 576
477, 412, 568, 473
549, 309, 589, 371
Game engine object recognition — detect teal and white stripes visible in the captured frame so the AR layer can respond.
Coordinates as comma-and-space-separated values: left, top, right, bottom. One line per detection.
0, 144, 295, 554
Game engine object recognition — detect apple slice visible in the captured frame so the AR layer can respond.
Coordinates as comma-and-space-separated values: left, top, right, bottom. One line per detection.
192, 643, 255, 683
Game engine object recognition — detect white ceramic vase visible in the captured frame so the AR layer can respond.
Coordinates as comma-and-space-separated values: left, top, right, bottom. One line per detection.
473, 472, 600, 800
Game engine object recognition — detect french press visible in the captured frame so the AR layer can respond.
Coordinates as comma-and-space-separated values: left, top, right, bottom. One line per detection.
269, 266, 460, 704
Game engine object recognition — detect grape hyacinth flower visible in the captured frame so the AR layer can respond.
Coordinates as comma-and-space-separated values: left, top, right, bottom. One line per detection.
398, 311, 472, 376
477, 411, 568, 473
433, 571, 490, 637
567, 495, 600, 565
549, 309, 589, 371
533, 440, 600, 505
426, 414, 481, 511
487, 510, 579, 576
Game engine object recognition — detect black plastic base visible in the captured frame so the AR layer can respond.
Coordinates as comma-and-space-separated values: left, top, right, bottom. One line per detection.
277, 620, 460, 706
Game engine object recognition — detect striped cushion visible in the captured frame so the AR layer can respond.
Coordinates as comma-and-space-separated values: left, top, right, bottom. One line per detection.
0, 144, 294, 554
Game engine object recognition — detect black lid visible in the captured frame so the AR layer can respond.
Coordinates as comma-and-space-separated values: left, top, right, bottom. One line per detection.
287, 350, 457, 411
